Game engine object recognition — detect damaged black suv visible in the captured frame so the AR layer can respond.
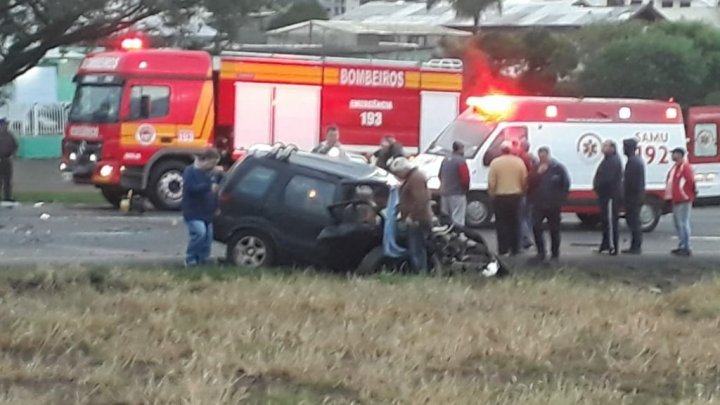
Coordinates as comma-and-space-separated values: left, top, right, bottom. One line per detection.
213, 145, 391, 269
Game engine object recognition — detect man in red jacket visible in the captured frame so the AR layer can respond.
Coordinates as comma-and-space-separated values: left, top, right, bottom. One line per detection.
666, 147, 697, 257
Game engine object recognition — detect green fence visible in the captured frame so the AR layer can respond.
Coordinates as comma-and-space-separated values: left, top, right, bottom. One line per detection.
18, 135, 62, 159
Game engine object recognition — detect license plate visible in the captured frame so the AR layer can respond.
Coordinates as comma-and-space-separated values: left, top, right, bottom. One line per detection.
61, 172, 73, 182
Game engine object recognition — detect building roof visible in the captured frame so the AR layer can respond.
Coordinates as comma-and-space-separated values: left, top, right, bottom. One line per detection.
334, 0, 720, 30
655, 7, 720, 27
266, 19, 471, 36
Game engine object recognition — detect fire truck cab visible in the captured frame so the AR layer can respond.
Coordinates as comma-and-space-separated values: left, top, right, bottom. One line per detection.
415, 95, 720, 232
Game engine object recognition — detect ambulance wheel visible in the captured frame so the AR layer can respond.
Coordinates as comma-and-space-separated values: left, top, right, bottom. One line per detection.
100, 186, 124, 209
640, 198, 662, 233
577, 214, 600, 228
466, 192, 493, 228
148, 160, 187, 211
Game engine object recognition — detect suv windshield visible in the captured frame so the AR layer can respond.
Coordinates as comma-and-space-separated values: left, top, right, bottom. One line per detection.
426, 114, 497, 158
69, 85, 122, 123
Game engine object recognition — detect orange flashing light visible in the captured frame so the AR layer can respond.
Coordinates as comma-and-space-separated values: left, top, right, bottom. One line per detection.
466, 95, 514, 121
120, 37, 144, 51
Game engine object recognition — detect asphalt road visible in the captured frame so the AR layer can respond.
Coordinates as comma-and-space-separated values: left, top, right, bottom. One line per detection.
2, 201, 720, 268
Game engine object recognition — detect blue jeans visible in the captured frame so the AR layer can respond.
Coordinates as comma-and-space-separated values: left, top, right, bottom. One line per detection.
407, 223, 430, 273
185, 220, 213, 265
518, 197, 533, 248
672, 202, 692, 250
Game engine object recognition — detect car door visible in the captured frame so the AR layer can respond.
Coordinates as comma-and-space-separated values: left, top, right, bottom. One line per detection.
269, 170, 339, 263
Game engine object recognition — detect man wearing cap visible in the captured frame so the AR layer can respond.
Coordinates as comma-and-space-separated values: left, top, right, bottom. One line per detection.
666, 147, 697, 256
181, 148, 223, 266
439, 141, 470, 226
488, 140, 528, 256
389, 157, 433, 273
0, 119, 18, 202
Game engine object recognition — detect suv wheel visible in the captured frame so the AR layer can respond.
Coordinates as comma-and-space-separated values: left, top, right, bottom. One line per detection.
227, 230, 276, 268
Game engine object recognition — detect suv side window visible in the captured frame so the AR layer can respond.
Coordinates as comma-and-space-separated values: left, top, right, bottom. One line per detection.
483, 126, 529, 167
231, 165, 278, 199
283, 175, 337, 218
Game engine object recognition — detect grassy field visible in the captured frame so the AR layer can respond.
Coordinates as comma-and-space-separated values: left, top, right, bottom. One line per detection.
1, 266, 720, 404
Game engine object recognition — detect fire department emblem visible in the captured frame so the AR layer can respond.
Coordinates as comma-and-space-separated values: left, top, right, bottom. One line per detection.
577, 133, 603, 163
135, 124, 157, 146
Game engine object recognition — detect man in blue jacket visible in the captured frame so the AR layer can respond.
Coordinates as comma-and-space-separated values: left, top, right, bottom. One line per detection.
593, 140, 623, 256
182, 148, 223, 266
528, 146, 570, 263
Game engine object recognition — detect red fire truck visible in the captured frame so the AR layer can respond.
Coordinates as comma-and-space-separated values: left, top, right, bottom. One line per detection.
60, 47, 463, 210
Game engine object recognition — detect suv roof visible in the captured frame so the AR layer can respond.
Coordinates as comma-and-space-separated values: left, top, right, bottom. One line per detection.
251, 147, 390, 182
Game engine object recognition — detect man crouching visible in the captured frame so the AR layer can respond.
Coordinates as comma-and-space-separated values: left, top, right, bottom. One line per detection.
182, 148, 223, 266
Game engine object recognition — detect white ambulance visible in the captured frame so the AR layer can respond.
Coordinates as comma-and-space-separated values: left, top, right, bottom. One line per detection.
415, 95, 720, 232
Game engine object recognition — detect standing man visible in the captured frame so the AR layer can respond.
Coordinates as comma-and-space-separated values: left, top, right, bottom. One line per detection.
373, 135, 404, 171
528, 147, 570, 263
439, 141, 470, 226
622, 138, 645, 254
182, 148, 223, 267
488, 140, 528, 256
312, 125, 348, 160
593, 140, 623, 256
517, 140, 536, 250
666, 147, 697, 257
389, 157, 433, 273
0, 118, 19, 202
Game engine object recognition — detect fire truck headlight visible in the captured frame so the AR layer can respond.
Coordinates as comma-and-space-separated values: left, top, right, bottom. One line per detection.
707, 173, 717, 182
89, 154, 97, 163
59, 162, 67, 171
427, 176, 441, 190
99, 165, 114, 177
69, 152, 77, 161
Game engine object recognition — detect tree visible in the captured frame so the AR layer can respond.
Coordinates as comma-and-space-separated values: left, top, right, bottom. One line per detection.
579, 33, 708, 106
451, 0, 502, 33
0, 0, 193, 87
267, 1, 328, 31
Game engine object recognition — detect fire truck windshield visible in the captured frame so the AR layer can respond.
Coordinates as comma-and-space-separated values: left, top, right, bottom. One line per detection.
426, 116, 496, 159
69, 84, 122, 123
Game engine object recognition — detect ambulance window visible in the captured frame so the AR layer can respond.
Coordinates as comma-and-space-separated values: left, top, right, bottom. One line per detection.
129, 86, 170, 120
694, 123, 718, 158
483, 126, 528, 167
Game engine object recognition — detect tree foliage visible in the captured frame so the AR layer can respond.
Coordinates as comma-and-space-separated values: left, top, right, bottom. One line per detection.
0, 0, 269, 87
452, 0, 502, 31
579, 33, 707, 106
463, 29, 579, 96
577, 22, 720, 107
267, 1, 328, 31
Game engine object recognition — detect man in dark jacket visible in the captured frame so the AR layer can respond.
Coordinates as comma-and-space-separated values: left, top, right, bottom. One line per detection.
389, 157, 432, 273
182, 148, 223, 266
0, 119, 19, 202
439, 141, 470, 226
622, 138, 645, 254
593, 140, 623, 255
528, 147, 570, 262
374, 135, 404, 171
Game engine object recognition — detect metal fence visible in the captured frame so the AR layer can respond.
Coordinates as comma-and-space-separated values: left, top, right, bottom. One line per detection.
8, 103, 70, 137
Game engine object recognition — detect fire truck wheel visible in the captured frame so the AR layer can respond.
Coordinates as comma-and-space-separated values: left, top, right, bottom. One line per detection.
227, 230, 276, 268
640, 198, 662, 233
147, 160, 187, 211
576, 214, 600, 228
100, 186, 125, 209
466, 192, 493, 228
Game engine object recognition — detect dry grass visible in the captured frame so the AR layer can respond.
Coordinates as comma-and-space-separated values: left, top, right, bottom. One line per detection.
0, 266, 719, 404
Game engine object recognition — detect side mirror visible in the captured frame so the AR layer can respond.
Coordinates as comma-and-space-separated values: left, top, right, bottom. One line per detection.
139, 95, 151, 119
